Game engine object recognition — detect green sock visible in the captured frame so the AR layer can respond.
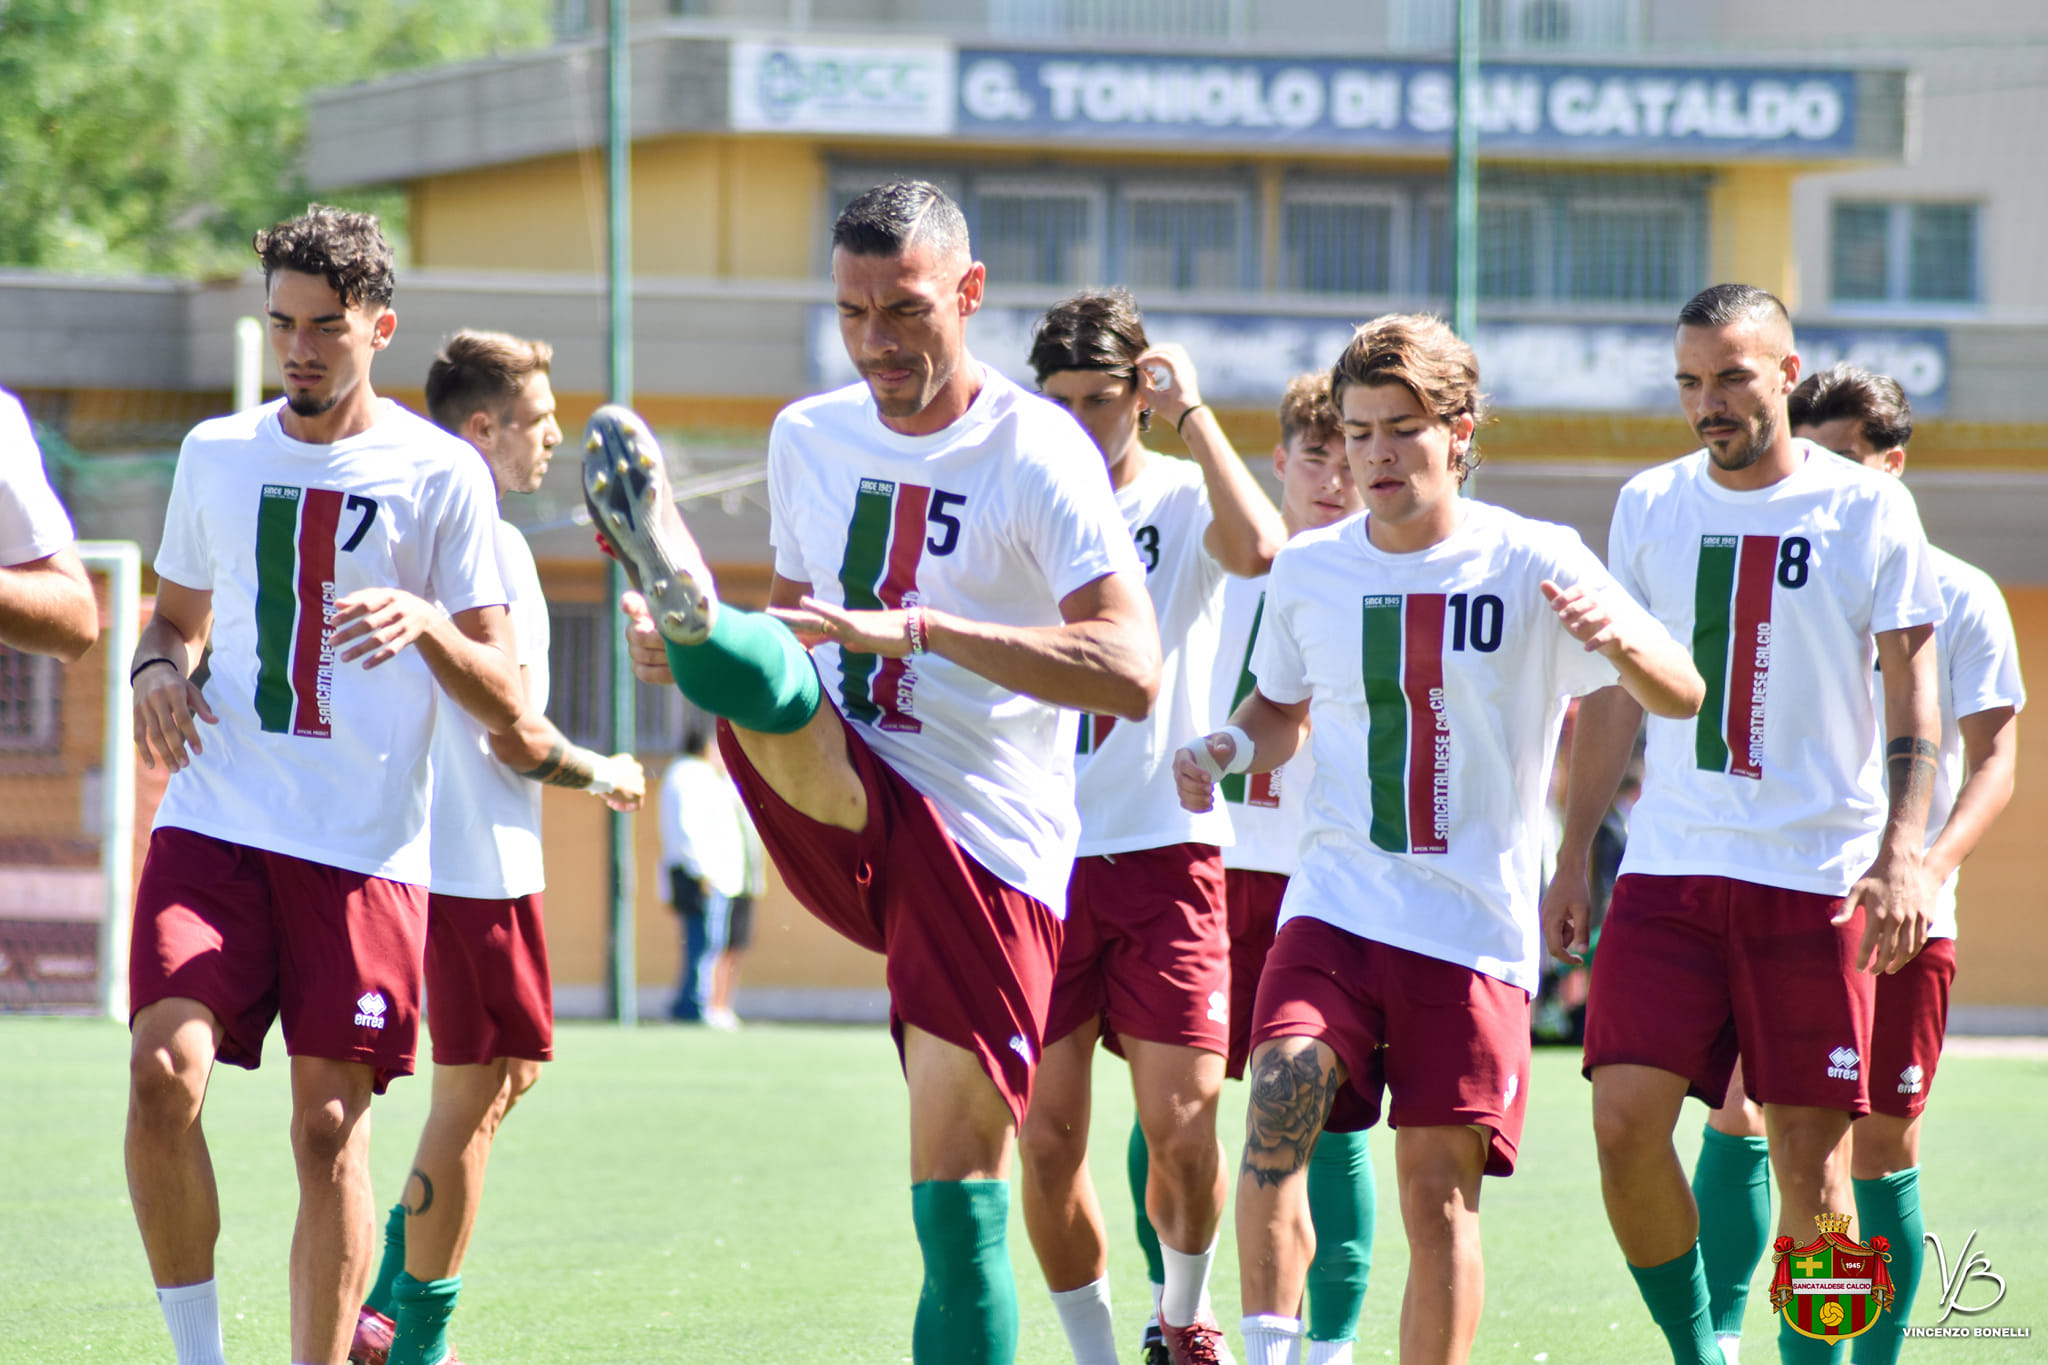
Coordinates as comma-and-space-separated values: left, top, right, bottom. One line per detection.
1127, 1115, 1167, 1288
1778, 1309, 1845, 1363
1626, 1243, 1722, 1365
363, 1204, 407, 1318
1304, 1128, 1375, 1343
1851, 1169, 1921, 1365
661, 606, 820, 735
1693, 1126, 1773, 1337
911, 1179, 1017, 1365
387, 1272, 460, 1365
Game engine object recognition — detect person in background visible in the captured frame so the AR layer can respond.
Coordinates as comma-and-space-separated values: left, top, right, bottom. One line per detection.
659, 726, 749, 1024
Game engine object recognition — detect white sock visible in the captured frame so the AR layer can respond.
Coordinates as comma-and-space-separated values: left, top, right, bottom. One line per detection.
1241, 1313, 1304, 1365
1049, 1277, 1119, 1365
156, 1280, 227, 1365
1715, 1334, 1742, 1365
1305, 1337, 1354, 1365
1161, 1237, 1219, 1327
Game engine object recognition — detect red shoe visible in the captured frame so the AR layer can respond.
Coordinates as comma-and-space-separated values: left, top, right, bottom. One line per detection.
1161, 1315, 1235, 1365
348, 1306, 394, 1365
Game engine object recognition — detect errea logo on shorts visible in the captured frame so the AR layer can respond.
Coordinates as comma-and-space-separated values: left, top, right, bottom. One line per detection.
355, 992, 387, 1029
1207, 991, 1228, 1026
1898, 1064, 1925, 1095
1826, 1045, 1861, 1081
1008, 1034, 1033, 1065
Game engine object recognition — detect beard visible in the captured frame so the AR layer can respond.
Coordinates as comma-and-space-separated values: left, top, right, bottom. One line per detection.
1702, 404, 1776, 472
864, 353, 951, 420
285, 388, 341, 418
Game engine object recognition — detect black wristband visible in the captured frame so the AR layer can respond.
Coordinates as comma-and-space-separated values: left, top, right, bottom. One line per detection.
129, 657, 180, 686
1175, 402, 1208, 435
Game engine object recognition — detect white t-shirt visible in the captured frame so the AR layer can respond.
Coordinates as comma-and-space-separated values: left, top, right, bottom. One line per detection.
1213, 571, 1312, 876
659, 754, 750, 899
1254, 501, 1650, 990
152, 399, 507, 885
1606, 443, 1943, 896
1920, 544, 2027, 939
1074, 454, 1232, 856
0, 389, 76, 566
426, 519, 549, 899
768, 367, 1142, 916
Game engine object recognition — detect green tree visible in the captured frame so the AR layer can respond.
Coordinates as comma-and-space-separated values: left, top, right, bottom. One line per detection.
0, 0, 553, 275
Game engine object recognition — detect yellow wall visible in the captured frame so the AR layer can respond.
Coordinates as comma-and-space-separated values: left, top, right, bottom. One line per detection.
408, 135, 823, 279
1709, 163, 1802, 306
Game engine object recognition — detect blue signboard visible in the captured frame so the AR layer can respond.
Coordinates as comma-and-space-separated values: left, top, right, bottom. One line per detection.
956, 50, 1861, 158
812, 308, 1946, 415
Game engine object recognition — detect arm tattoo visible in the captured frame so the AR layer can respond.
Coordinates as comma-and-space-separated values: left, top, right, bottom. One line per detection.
515, 737, 599, 789
403, 1167, 434, 1216
1240, 1042, 1343, 1189
1885, 737, 1938, 811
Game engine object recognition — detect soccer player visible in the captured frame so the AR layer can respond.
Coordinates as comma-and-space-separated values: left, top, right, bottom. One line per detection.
127, 207, 524, 1365
0, 385, 98, 660
1207, 371, 1375, 1365
1178, 315, 1703, 1365
1018, 290, 1286, 1365
597, 180, 1159, 1365
351, 331, 646, 1365
1685, 364, 2024, 1365
1546, 288, 1944, 1365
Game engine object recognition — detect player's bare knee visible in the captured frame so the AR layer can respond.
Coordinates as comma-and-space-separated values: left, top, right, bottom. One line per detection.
1150, 1121, 1222, 1186
128, 1045, 203, 1130
1019, 1107, 1089, 1176
503, 1058, 542, 1110
290, 1095, 364, 1171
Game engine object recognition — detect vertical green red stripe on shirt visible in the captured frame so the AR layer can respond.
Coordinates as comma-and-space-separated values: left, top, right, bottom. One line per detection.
835, 477, 925, 733
1691, 534, 1776, 779
1361, 593, 1449, 855
1221, 592, 1278, 808
253, 484, 341, 739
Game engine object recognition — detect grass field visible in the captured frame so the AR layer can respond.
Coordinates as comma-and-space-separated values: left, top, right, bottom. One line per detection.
3, 1019, 2042, 1364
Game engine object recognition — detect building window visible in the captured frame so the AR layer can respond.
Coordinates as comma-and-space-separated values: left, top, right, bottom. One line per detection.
1832, 201, 1979, 306
545, 603, 688, 755
973, 181, 1103, 287
1391, 0, 1641, 51
1281, 191, 1402, 295
1563, 200, 1695, 302
1124, 187, 1249, 292
0, 646, 59, 752
1422, 197, 1545, 300
989, 0, 1237, 42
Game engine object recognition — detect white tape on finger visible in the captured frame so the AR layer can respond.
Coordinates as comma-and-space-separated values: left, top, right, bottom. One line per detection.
1185, 725, 1256, 780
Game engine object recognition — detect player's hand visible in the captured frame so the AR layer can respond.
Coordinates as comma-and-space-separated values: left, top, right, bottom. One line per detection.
1172, 731, 1238, 812
1138, 343, 1203, 430
1542, 861, 1594, 965
1542, 580, 1626, 655
597, 752, 646, 812
768, 596, 914, 657
1840, 851, 1932, 974
619, 591, 677, 686
132, 660, 218, 772
331, 588, 438, 668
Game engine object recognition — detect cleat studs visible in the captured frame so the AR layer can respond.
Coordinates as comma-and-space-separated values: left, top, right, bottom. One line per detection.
663, 611, 688, 629
586, 434, 602, 451
637, 451, 655, 471
609, 511, 625, 527
652, 578, 670, 594
590, 471, 609, 494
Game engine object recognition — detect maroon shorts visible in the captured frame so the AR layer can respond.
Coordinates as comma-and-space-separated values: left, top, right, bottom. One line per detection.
1583, 874, 1875, 1116
1250, 916, 1531, 1177
718, 715, 1060, 1126
1867, 936, 1956, 1119
129, 826, 427, 1092
1225, 868, 1287, 1079
424, 892, 554, 1066
1046, 842, 1230, 1058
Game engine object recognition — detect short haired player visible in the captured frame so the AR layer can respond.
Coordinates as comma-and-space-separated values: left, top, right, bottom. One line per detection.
1547, 287, 1945, 1365
1684, 363, 2023, 1365
126, 207, 525, 1365
1017, 288, 1286, 1365
599, 180, 1159, 1364
1178, 316, 1702, 1365
350, 330, 645, 1365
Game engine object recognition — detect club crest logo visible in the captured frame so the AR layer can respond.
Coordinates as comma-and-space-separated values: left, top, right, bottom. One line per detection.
1772, 1211, 1894, 1342
354, 991, 387, 1029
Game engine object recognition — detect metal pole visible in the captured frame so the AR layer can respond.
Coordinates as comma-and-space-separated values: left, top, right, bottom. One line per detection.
1450, 0, 1480, 342
605, 0, 637, 1026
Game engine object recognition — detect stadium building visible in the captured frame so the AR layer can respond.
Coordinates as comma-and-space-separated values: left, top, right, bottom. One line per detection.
3, 0, 2043, 1023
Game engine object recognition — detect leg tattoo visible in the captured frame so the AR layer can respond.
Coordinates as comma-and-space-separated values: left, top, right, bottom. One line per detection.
403, 1167, 434, 1217
1242, 1043, 1342, 1190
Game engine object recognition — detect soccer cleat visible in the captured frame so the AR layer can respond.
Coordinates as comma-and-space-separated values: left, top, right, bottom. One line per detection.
348, 1306, 394, 1364
1140, 1317, 1172, 1365
581, 404, 717, 645
1161, 1316, 1235, 1365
